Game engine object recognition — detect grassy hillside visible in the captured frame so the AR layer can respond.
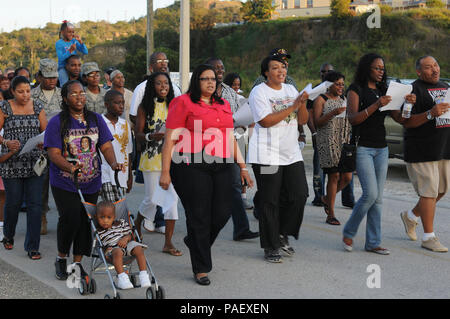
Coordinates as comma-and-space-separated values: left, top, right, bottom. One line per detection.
116, 8, 449, 93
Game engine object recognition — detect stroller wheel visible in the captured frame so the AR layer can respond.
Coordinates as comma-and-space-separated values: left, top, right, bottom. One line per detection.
88, 278, 97, 294
104, 294, 111, 299
78, 279, 88, 295
156, 285, 165, 299
114, 292, 121, 299
146, 287, 155, 299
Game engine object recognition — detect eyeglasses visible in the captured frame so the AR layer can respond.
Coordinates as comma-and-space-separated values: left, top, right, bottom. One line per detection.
200, 77, 216, 82
371, 67, 385, 72
87, 73, 100, 78
69, 92, 87, 98
156, 59, 169, 64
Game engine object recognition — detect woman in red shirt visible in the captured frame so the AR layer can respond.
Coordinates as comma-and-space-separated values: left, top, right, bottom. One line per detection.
159, 64, 253, 286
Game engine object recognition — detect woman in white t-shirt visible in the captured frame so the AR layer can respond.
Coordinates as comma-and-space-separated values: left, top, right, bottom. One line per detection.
248, 55, 309, 263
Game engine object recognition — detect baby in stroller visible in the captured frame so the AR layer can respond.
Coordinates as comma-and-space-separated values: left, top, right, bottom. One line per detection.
96, 201, 151, 290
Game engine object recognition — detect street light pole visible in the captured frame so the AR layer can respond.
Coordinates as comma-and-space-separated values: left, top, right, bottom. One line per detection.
146, 0, 154, 75
179, 0, 190, 92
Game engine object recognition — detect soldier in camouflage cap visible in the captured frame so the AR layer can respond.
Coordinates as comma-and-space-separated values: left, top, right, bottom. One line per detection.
82, 62, 106, 114
31, 58, 63, 235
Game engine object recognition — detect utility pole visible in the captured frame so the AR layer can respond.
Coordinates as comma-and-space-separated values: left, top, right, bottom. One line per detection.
146, 0, 154, 75
179, 0, 190, 92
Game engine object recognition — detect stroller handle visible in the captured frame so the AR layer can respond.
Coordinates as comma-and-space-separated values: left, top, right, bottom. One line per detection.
114, 169, 122, 188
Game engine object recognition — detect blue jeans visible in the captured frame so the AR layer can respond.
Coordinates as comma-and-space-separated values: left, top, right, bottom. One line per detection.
3, 175, 44, 252
230, 163, 250, 238
343, 146, 388, 250
58, 67, 69, 87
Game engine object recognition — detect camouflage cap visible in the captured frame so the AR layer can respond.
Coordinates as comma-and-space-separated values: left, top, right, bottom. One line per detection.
81, 62, 100, 77
39, 58, 58, 78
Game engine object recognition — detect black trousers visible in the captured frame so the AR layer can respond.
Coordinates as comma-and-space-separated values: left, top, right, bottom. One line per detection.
252, 161, 308, 250
171, 160, 232, 274
52, 186, 99, 257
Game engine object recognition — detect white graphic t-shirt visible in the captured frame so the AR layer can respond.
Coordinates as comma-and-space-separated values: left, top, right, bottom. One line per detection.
247, 82, 303, 166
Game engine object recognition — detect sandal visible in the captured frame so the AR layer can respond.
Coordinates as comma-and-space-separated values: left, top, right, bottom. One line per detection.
162, 247, 183, 256
27, 251, 42, 260
321, 196, 330, 215
326, 215, 341, 226
2, 238, 13, 250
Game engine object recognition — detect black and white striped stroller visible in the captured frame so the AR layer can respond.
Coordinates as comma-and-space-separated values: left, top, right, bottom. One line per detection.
75, 170, 165, 299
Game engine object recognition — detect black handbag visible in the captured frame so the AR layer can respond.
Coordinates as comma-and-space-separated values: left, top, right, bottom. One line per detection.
338, 120, 358, 172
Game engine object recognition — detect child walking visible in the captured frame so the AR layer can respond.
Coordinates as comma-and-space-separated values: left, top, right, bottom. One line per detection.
96, 201, 150, 289
100, 90, 133, 202
56, 21, 88, 87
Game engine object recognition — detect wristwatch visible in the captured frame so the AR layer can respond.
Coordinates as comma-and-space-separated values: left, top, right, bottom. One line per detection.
426, 110, 434, 120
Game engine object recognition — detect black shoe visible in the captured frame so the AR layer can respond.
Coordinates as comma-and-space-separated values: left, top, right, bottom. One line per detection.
279, 235, 295, 256
312, 200, 324, 207
264, 249, 282, 263
342, 202, 355, 209
233, 230, 260, 241
55, 258, 68, 281
194, 274, 210, 286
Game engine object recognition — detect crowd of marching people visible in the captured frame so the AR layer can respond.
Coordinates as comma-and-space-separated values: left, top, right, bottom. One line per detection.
0, 21, 449, 288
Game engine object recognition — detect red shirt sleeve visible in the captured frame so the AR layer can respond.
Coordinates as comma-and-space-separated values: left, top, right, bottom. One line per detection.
166, 95, 190, 129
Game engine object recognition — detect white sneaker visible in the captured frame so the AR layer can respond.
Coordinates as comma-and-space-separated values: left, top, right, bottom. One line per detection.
421, 237, 448, 253
400, 211, 418, 241
117, 273, 134, 290
139, 272, 151, 288
155, 226, 166, 234
143, 219, 155, 232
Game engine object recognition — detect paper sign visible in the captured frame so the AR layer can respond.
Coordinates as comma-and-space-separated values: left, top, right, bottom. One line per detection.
307, 81, 334, 101
19, 131, 45, 156
379, 82, 412, 111
335, 100, 347, 118
233, 99, 254, 127
151, 183, 178, 214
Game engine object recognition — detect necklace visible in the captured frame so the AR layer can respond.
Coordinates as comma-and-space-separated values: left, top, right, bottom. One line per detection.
73, 113, 86, 126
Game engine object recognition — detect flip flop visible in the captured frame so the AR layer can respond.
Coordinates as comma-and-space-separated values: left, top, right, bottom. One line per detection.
162, 248, 183, 256
326, 215, 341, 226
2, 238, 13, 250
321, 196, 330, 216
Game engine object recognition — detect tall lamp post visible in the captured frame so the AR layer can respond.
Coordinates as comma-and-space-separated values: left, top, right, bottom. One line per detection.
179, 0, 190, 92
146, 0, 154, 75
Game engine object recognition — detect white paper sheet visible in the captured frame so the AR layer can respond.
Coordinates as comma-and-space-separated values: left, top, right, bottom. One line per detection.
437, 89, 450, 119
299, 83, 312, 96
379, 82, 412, 111
151, 183, 178, 214
233, 99, 254, 127
19, 131, 45, 156
335, 100, 347, 118
306, 81, 334, 101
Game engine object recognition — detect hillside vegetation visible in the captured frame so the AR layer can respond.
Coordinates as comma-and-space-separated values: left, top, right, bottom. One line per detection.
0, 8, 448, 93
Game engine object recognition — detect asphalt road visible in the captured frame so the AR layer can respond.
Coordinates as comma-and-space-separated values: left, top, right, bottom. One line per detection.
1, 140, 449, 301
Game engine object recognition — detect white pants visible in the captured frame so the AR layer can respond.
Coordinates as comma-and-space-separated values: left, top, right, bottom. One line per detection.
138, 171, 179, 220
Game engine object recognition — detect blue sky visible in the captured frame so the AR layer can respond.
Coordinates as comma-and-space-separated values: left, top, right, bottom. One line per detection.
0, 0, 176, 33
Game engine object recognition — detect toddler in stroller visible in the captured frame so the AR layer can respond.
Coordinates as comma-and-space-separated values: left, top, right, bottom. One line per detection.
96, 201, 151, 290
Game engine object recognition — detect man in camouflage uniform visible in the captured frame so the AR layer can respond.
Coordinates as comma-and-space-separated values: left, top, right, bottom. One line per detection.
81, 62, 107, 114
31, 58, 62, 235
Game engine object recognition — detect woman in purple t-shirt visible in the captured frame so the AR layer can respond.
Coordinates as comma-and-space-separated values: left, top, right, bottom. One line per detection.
44, 80, 123, 280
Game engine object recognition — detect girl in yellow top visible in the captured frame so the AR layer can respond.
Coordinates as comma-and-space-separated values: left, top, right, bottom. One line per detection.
134, 72, 182, 256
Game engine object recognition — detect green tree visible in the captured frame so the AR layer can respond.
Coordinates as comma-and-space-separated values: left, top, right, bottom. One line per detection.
241, 0, 276, 23
426, 0, 445, 8
330, 0, 352, 18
